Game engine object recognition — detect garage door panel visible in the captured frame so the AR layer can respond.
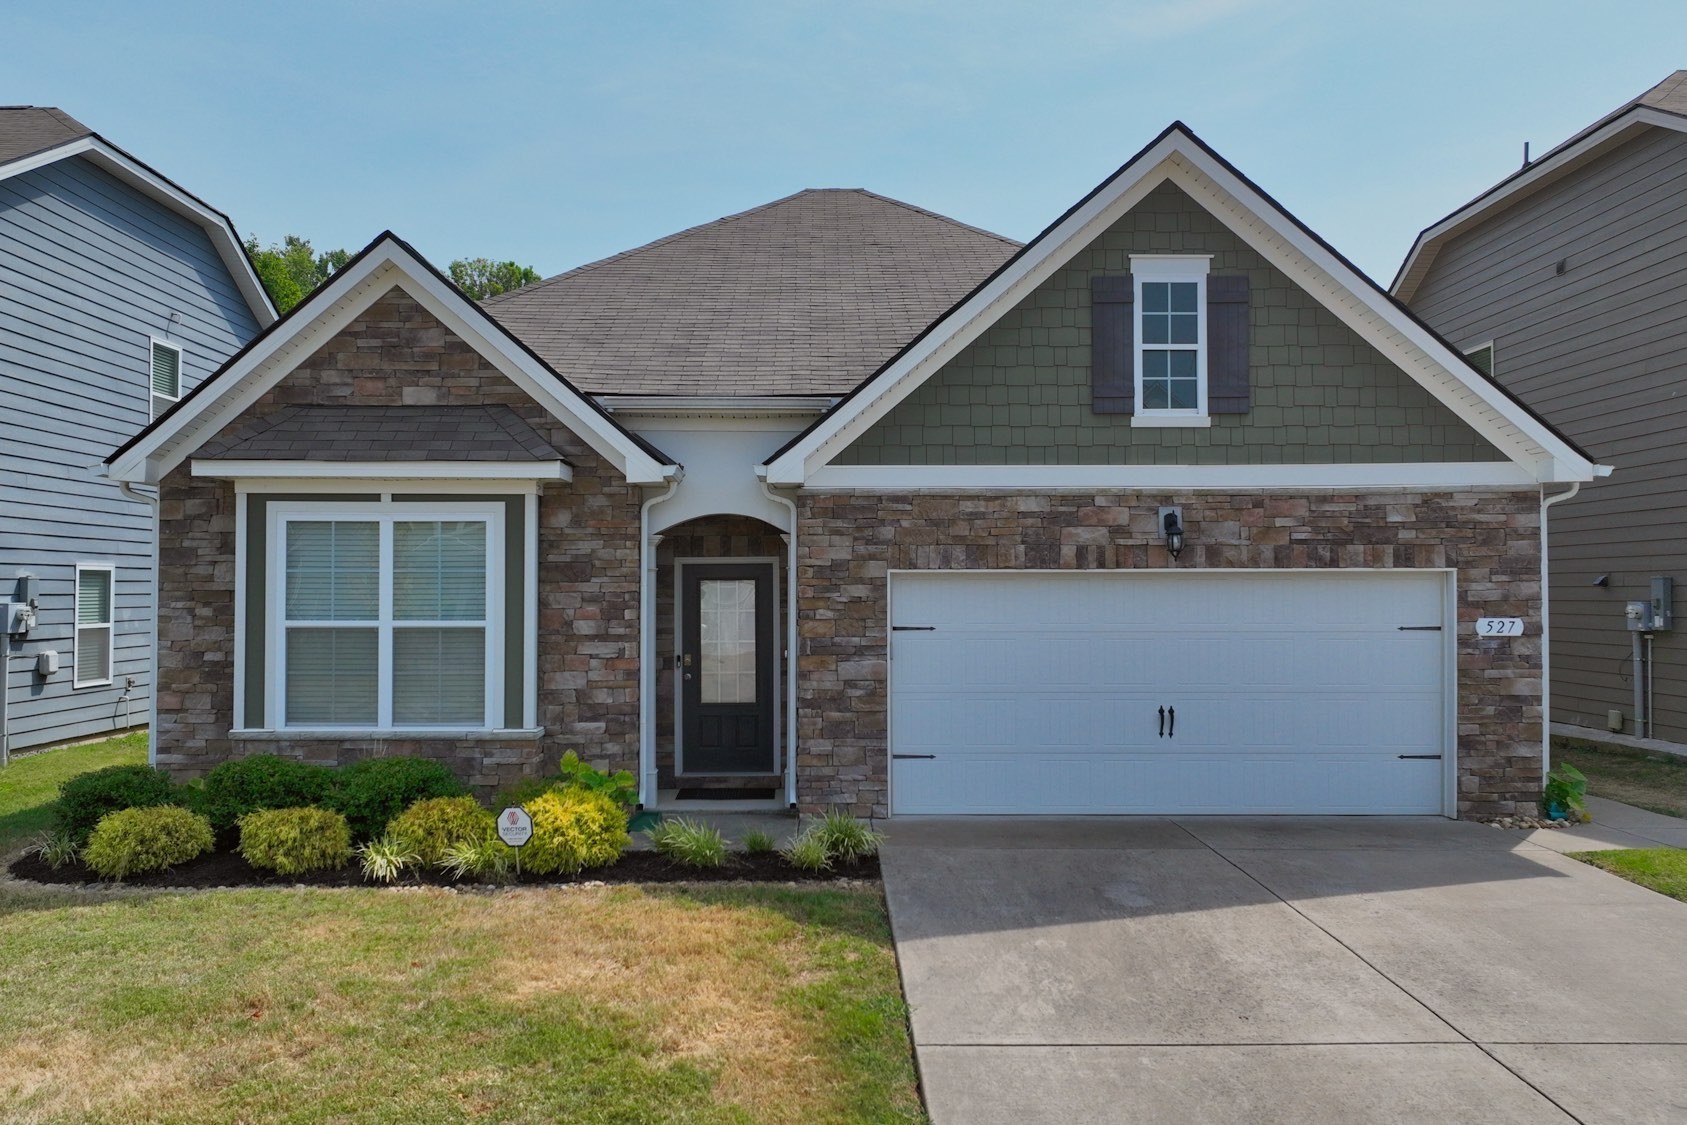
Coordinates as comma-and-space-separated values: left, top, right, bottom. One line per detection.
890, 572, 1448, 815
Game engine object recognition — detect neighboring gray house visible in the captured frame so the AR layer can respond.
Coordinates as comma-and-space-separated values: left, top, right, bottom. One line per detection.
1395, 72, 1687, 749
1, 106, 275, 755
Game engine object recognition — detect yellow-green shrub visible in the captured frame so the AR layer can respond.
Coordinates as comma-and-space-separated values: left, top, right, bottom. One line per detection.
82, 806, 214, 880
522, 788, 630, 875
387, 796, 495, 867
238, 807, 352, 874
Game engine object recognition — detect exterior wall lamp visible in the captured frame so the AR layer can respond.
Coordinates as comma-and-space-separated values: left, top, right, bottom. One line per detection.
1159, 507, 1185, 560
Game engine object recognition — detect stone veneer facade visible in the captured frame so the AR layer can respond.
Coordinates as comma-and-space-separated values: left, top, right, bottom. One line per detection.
794, 488, 1543, 819
155, 288, 644, 792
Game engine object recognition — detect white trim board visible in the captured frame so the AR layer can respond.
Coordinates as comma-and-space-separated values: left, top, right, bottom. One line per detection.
106, 235, 678, 486
763, 124, 1603, 488
194, 460, 573, 482
0, 135, 278, 327
805, 461, 1539, 490
1392, 106, 1687, 304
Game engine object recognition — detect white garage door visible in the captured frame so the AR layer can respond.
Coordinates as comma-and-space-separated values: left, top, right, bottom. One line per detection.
889, 571, 1449, 815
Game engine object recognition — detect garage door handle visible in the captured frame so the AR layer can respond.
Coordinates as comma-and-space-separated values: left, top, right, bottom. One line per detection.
1158, 706, 1165, 737
1167, 706, 1175, 738
893, 753, 936, 760
1398, 754, 1442, 760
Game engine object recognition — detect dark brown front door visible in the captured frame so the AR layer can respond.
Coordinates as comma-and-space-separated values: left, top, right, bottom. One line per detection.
680, 562, 776, 775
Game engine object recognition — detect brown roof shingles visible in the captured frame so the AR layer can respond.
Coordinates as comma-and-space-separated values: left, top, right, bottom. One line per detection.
196, 405, 569, 463
482, 188, 1020, 397
0, 106, 93, 166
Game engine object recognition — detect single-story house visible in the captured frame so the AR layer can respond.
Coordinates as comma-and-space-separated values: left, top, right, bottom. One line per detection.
106, 124, 1605, 819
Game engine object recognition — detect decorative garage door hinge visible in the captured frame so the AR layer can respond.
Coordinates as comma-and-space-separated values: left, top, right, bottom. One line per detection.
1397, 754, 1443, 759
1397, 625, 1443, 631
891, 625, 936, 631
893, 754, 937, 760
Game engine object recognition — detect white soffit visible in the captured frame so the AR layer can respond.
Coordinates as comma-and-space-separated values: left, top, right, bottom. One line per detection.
764, 127, 1599, 487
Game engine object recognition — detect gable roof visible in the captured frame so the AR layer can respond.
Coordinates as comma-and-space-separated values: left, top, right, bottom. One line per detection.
106, 231, 677, 485
0, 106, 277, 327
481, 188, 1020, 397
1392, 72, 1687, 303
763, 122, 1602, 487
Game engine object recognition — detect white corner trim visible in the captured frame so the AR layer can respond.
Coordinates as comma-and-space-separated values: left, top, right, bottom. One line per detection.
0, 135, 278, 326
193, 459, 573, 482
803, 461, 1541, 490
763, 128, 1598, 487
107, 239, 678, 486
1392, 107, 1685, 303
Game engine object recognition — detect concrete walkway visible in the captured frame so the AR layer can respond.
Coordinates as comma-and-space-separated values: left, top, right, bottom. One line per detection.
880, 812, 1687, 1124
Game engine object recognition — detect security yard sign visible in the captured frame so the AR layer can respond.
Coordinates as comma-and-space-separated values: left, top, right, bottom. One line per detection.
497, 806, 534, 848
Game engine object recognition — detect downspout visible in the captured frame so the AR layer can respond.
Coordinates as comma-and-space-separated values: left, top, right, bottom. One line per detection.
118, 479, 161, 766
1539, 482, 1581, 783
760, 480, 800, 810
638, 474, 681, 810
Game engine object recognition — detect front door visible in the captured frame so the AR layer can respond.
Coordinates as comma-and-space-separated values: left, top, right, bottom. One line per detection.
680, 562, 776, 775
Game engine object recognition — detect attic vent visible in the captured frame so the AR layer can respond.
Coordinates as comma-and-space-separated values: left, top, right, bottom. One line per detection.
150, 339, 182, 419
1465, 343, 1494, 378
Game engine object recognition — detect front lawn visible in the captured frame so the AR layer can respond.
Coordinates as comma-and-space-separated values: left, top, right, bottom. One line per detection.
0, 882, 924, 1123
1572, 848, 1687, 904
1554, 738, 1687, 820
0, 732, 146, 852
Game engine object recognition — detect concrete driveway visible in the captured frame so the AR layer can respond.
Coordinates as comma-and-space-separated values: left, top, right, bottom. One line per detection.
880, 815, 1687, 1124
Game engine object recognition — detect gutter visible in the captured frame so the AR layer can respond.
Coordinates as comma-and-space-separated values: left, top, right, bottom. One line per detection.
760, 479, 802, 810
637, 472, 682, 809
118, 479, 162, 767
1539, 481, 1586, 784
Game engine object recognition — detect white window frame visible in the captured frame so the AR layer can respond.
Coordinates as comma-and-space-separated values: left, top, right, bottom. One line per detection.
267, 500, 505, 732
73, 563, 116, 689
149, 337, 183, 420
1130, 254, 1211, 427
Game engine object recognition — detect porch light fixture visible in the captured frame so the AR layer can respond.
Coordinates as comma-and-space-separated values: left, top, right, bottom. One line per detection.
1160, 508, 1185, 560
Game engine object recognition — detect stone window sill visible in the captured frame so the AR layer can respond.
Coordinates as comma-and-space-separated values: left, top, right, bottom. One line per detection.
230, 728, 546, 742
1130, 414, 1212, 428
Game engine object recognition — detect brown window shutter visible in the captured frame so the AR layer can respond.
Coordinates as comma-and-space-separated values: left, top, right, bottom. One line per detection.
1207, 275, 1251, 414
1091, 274, 1133, 414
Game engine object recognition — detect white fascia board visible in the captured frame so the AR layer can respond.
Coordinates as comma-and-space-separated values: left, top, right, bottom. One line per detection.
805, 462, 1540, 490
763, 133, 1191, 485
1392, 108, 1683, 303
599, 395, 836, 414
108, 241, 677, 486
1160, 149, 1596, 480
0, 137, 278, 326
193, 460, 572, 482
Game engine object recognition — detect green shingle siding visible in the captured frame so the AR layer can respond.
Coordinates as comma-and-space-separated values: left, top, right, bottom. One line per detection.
836, 181, 1506, 466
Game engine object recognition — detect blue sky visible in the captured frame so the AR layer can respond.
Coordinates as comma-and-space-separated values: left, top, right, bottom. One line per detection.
8, 2, 1686, 285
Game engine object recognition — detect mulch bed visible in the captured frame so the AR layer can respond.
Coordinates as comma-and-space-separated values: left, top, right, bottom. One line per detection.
8, 848, 879, 890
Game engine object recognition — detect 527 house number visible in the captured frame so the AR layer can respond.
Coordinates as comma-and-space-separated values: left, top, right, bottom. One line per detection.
1475, 617, 1526, 637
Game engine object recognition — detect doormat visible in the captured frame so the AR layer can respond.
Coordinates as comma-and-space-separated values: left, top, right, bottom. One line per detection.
674, 787, 777, 801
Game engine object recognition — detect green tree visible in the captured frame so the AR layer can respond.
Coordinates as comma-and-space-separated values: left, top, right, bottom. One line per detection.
448, 258, 542, 300
243, 234, 351, 313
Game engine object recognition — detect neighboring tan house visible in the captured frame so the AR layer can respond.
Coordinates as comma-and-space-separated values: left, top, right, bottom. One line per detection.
107, 124, 1601, 819
1, 106, 275, 758
1395, 72, 1686, 751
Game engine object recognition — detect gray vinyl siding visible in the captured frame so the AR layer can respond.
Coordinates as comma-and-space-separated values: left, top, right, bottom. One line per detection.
1409, 125, 1687, 743
0, 154, 260, 750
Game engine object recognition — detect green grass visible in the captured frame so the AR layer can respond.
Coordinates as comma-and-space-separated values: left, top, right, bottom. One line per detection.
0, 881, 924, 1123
1572, 848, 1687, 904
1554, 738, 1687, 820
0, 731, 147, 852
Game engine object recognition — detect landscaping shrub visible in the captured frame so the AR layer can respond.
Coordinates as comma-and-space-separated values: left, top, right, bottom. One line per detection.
742, 829, 776, 855
239, 807, 353, 875
556, 751, 638, 810
493, 777, 561, 809
442, 836, 516, 883
388, 796, 496, 867
82, 806, 215, 880
324, 758, 466, 841
782, 829, 833, 873
355, 834, 419, 884
55, 764, 183, 846
648, 818, 727, 868
200, 755, 337, 831
1542, 763, 1590, 821
29, 826, 81, 870
810, 810, 883, 863
522, 788, 630, 875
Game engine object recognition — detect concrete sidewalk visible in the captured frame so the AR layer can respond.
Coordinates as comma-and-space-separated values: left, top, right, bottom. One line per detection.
881, 811, 1687, 1124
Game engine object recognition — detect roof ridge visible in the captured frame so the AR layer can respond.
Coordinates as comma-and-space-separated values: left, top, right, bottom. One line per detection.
844, 187, 1022, 247
482, 188, 822, 306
